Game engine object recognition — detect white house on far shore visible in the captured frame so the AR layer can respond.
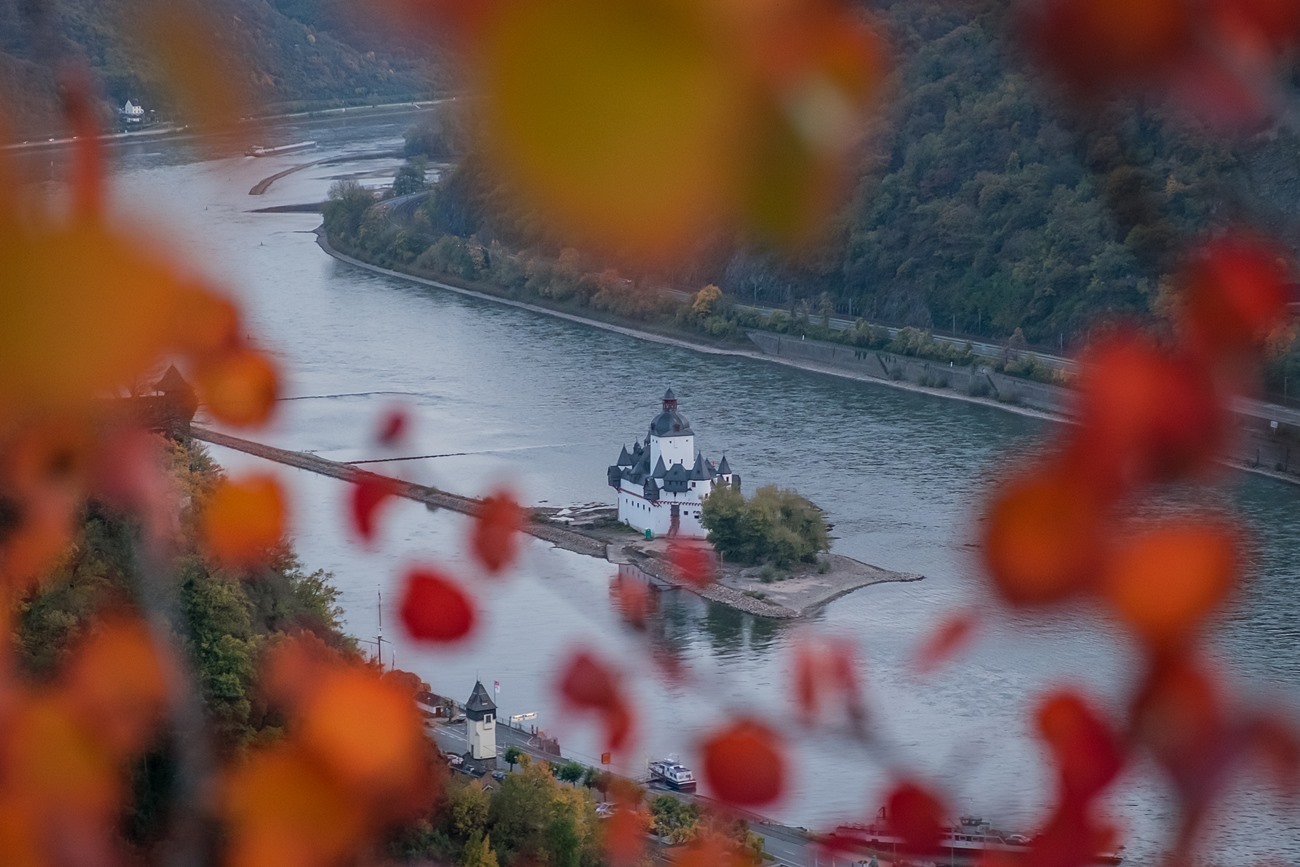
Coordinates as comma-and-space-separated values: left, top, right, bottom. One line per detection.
607, 389, 739, 538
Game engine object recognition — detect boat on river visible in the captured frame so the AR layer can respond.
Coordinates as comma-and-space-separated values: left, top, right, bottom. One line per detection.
827, 813, 1123, 865
245, 140, 317, 157
648, 758, 697, 792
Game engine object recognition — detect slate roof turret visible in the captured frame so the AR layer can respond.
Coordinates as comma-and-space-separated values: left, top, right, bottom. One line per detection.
617, 445, 633, 467
718, 455, 731, 475
690, 453, 709, 480
663, 461, 690, 493
466, 680, 496, 714
653, 456, 668, 478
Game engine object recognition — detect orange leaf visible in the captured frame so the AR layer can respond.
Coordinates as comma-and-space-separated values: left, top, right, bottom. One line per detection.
609, 571, 655, 629
473, 0, 748, 263
192, 347, 279, 427
470, 490, 524, 574
223, 744, 365, 867
64, 616, 171, 757
202, 473, 287, 568
399, 566, 477, 642
1101, 521, 1239, 650
298, 666, 427, 797
701, 718, 785, 807
982, 465, 1105, 606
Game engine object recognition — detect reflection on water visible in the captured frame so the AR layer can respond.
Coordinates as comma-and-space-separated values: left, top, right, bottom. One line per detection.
101, 115, 1300, 865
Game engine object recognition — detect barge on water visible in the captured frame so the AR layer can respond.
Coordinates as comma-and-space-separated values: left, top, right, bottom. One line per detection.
826, 813, 1123, 865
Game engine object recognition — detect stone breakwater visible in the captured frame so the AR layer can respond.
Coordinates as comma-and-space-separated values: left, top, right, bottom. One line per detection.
191, 426, 606, 558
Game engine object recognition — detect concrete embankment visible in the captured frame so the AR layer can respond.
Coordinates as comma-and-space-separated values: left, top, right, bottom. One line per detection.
746, 330, 1300, 484
190, 425, 606, 559
312, 225, 1300, 489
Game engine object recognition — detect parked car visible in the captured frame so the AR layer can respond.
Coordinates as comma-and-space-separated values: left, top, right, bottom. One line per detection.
492, 770, 506, 781
449, 713, 466, 724
444, 752, 464, 767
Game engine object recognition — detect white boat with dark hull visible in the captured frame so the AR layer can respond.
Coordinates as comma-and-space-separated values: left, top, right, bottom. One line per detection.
828, 814, 1123, 866
648, 758, 697, 792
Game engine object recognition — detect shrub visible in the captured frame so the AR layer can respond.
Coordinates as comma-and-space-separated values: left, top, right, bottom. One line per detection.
702, 484, 829, 567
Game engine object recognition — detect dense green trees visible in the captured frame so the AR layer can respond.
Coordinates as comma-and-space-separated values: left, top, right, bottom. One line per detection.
701, 484, 829, 567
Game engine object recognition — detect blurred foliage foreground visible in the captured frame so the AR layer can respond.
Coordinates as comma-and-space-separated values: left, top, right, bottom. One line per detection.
5, 0, 1300, 866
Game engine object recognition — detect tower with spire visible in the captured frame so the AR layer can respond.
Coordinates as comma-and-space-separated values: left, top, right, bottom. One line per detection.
607, 389, 739, 538
465, 680, 497, 771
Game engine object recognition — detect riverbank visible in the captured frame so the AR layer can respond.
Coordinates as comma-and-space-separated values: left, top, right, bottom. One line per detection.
313, 229, 1300, 489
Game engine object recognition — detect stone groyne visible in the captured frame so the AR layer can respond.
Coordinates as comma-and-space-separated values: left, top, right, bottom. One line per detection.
191, 426, 606, 559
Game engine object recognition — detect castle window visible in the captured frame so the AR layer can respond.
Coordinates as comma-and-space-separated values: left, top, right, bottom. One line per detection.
485, 713, 493, 724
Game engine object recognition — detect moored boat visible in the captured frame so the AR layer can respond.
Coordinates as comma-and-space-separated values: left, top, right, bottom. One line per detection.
648, 758, 697, 792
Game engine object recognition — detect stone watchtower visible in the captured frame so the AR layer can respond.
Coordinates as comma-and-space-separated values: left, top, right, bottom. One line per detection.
465, 680, 497, 772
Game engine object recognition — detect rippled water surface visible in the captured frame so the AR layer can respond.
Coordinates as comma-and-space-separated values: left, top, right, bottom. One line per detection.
67, 113, 1300, 864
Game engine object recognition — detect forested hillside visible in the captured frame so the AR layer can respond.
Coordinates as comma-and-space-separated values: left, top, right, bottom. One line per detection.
406, 0, 1300, 351
0, 0, 440, 135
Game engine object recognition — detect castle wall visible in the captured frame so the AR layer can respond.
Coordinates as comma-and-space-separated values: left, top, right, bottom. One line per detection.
650, 434, 694, 471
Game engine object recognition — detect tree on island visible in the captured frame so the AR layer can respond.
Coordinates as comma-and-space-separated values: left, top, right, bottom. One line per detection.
701, 483, 829, 568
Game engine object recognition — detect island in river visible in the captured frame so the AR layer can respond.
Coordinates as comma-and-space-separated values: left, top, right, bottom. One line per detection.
192, 425, 922, 619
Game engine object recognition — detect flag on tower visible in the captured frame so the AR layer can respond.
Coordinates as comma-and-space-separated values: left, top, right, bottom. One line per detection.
493, 680, 501, 695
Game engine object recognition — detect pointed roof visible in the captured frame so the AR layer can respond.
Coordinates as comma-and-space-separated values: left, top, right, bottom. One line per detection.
718, 455, 731, 475
155, 364, 192, 394
617, 445, 633, 467
654, 456, 668, 478
663, 387, 676, 401
466, 680, 496, 713
690, 453, 708, 480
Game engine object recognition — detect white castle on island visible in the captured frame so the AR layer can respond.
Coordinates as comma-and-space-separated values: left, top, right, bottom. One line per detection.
607, 389, 739, 538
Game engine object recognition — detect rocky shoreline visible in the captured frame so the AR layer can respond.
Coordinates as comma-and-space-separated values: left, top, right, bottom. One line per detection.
535, 508, 923, 618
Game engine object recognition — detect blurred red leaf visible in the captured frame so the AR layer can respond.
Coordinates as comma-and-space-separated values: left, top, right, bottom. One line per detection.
375, 406, 409, 447
470, 490, 523, 574
349, 473, 401, 543
913, 611, 978, 674
1035, 690, 1125, 803
701, 718, 786, 807
557, 649, 633, 752
1073, 333, 1226, 486
669, 540, 716, 588
884, 779, 947, 854
792, 635, 863, 725
1179, 235, 1292, 362
1022, 0, 1194, 94
609, 572, 655, 629
399, 567, 477, 643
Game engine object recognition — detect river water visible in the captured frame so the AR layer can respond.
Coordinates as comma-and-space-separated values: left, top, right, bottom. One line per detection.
42, 112, 1300, 863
